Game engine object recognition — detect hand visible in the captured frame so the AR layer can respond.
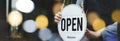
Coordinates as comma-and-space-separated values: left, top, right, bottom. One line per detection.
85, 29, 101, 39
54, 12, 62, 23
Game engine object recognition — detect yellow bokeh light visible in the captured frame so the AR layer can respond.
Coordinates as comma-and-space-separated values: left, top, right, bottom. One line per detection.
53, 2, 63, 15
112, 10, 120, 23
8, 10, 23, 27
87, 12, 99, 25
92, 18, 106, 32
36, 14, 49, 30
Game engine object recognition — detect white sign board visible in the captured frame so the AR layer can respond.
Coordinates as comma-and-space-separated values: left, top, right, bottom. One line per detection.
58, 4, 87, 41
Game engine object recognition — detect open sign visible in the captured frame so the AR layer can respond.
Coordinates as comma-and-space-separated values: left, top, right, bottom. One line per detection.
61, 17, 83, 31
58, 4, 87, 41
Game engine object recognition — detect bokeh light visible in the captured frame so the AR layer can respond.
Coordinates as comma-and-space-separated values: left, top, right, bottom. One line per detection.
112, 9, 120, 23
54, 35, 62, 41
36, 14, 49, 30
49, 33, 58, 41
92, 18, 106, 31
16, 0, 34, 13
53, 1, 63, 15
8, 10, 23, 27
23, 20, 37, 33
38, 28, 52, 41
87, 11, 99, 25
49, 33, 62, 41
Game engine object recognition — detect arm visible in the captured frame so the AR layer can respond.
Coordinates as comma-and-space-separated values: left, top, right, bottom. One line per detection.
85, 28, 105, 39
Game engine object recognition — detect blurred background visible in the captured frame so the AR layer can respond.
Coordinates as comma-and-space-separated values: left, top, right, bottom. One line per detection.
0, 0, 120, 41
0, 0, 61, 41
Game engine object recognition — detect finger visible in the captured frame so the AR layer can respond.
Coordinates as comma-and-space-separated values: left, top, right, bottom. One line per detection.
86, 29, 90, 33
54, 19, 60, 23
56, 12, 62, 16
54, 16, 61, 21
55, 13, 62, 19
58, 12, 62, 16
56, 13, 62, 18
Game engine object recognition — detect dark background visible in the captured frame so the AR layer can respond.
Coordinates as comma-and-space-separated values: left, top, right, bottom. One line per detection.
0, 0, 57, 41
0, 0, 120, 41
